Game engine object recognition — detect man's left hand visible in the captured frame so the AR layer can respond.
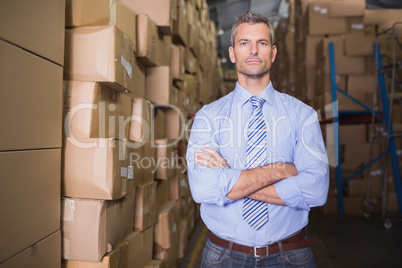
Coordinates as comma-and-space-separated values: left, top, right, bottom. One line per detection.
194, 147, 229, 168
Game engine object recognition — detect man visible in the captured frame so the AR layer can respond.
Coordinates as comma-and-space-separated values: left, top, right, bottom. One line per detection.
186, 11, 329, 267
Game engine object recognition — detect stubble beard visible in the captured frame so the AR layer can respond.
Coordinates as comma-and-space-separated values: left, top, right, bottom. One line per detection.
238, 68, 270, 79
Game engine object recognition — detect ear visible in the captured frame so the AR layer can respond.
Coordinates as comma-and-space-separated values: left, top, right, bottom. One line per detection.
229, 46, 236, 63
271, 45, 277, 63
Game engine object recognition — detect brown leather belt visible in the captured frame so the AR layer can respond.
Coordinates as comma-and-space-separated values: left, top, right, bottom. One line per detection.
208, 229, 315, 257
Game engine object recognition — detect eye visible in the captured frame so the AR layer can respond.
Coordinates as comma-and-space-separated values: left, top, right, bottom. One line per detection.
259, 42, 268, 46
240, 42, 248, 46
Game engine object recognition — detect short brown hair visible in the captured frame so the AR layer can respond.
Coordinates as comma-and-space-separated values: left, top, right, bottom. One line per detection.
230, 11, 274, 47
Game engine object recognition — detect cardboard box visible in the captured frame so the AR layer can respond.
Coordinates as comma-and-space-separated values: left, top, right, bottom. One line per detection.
154, 201, 180, 249
63, 138, 132, 200
339, 124, 367, 144
347, 17, 365, 36
157, 35, 172, 67
316, 37, 366, 75
155, 139, 177, 180
142, 142, 157, 183
0, 231, 61, 268
316, 36, 344, 59
328, 0, 365, 18
165, 108, 183, 140
187, 23, 199, 57
64, 25, 136, 93
153, 108, 166, 140
129, 98, 152, 142
63, 81, 132, 139
178, 219, 188, 259
169, 175, 189, 201
348, 176, 382, 198
186, 1, 196, 25
0, 40, 62, 151
65, 0, 110, 27
145, 260, 163, 268
0, 149, 61, 263
0, 0, 65, 65
337, 93, 367, 111
155, 179, 170, 212
126, 144, 143, 187
146, 66, 173, 104
185, 47, 197, 74
62, 240, 128, 268
136, 15, 160, 66
305, 35, 324, 68
170, 45, 185, 80
172, 0, 188, 46
62, 194, 134, 261
129, 58, 146, 99
183, 73, 198, 98
343, 143, 380, 163
347, 75, 377, 94
344, 36, 376, 56
153, 234, 178, 268
109, 0, 137, 50
134, 182, 157, 231
120, 0, 175, 35
307, 2, 348, 35
186, 201, 196, 235
322, 54, 366, 76
364, 9, 402, 33
125, 228, 153, 268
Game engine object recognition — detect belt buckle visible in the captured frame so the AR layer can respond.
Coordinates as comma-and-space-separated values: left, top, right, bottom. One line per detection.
253, 245, 269, 257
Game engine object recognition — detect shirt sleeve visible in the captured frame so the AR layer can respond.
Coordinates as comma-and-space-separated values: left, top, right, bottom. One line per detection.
186, 108, 242, 206
274, 107, 330, 210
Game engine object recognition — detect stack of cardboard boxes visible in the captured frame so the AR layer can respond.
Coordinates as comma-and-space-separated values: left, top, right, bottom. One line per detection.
61, 0, 221, 267
271, 0, 402, 215
0, 1, 65, 267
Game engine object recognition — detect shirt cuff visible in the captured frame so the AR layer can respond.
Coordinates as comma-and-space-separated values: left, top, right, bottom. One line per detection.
274, 177, 310, 210
217, 168, 242, 205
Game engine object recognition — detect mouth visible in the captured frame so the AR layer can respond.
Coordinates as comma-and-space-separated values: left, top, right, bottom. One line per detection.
246, 57, 262, 64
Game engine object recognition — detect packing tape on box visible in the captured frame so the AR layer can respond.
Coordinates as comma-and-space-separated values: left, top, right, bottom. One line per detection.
63, 199, 75, 222
109, 0, 118, 25
121, 54, 133, 79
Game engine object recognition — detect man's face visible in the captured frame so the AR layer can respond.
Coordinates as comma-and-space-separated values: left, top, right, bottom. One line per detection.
229, 23, 277, 78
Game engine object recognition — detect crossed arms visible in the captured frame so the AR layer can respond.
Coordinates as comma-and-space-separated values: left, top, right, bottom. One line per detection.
186, 108, 329, 210
194, 147, 298, 206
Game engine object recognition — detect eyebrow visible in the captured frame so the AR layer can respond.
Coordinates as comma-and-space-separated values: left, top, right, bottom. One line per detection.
237, 38, 270, 43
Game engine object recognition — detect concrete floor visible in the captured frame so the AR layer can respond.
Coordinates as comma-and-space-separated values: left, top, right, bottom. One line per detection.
178, 209, 402, 267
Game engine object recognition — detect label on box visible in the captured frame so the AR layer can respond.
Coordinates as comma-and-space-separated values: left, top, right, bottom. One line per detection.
127, 165, 134, 179
351, 24, 364, 30
121, 55, 133, 78
121, 167, 128, 178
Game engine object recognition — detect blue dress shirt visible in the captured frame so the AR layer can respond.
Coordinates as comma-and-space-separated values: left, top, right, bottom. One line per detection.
186, 82, 329, 247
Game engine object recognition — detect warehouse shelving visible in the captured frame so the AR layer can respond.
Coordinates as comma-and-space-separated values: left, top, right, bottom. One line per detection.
328, 30, 402, 223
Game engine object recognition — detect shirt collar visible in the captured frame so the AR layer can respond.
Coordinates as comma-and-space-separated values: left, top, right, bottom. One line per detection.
234, 81, 275, 107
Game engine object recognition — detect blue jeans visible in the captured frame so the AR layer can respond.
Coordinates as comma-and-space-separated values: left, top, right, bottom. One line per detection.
201, 238, 316, 268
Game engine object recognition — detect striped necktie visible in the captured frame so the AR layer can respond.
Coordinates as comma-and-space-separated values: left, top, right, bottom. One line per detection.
242, 96, 268, 230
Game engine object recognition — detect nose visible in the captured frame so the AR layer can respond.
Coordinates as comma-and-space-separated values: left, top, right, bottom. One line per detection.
250, 43, 258, 55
